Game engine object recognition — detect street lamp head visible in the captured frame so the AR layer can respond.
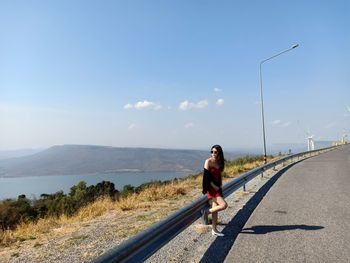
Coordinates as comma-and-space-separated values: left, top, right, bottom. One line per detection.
291, 44, 299, 49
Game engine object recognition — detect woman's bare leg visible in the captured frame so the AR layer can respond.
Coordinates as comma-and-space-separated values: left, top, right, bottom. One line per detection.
209, 196, 227, 214
211, 200, 218, 231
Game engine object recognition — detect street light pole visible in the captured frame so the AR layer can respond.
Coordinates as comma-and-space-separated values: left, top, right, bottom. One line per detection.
259, 44, 299, 164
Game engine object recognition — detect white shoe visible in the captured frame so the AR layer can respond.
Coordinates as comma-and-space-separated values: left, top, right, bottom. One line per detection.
211, 229, 224, 237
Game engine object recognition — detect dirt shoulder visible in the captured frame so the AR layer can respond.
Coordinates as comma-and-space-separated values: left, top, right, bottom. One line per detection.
0, 180, 202, 262
0, 161, 281, 263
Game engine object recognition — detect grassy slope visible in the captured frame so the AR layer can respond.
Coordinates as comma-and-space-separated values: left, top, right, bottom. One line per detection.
0, 156, 274, 248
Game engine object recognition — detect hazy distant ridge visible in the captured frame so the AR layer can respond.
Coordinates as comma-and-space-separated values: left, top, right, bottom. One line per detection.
0, 145, 239, 177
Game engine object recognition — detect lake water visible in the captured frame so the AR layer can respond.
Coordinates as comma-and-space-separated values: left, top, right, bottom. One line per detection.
0, 171, 193, 200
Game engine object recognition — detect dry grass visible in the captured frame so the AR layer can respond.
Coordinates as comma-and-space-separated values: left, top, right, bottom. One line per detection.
0, 230, 15, 246
0, 180, 195, 247
0, 156, 273, 248
0, 198, 115, 247
75, 198, 115, 220
115, 177, 197, 211
224, 156, 280, 179
225, 160, 262, 178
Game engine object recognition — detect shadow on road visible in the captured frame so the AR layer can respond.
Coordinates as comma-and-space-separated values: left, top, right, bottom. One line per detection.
241, 224, 324, 234
199, 160, 303, 263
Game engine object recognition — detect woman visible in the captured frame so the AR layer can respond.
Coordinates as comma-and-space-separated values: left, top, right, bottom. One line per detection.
202, 144, 228, 236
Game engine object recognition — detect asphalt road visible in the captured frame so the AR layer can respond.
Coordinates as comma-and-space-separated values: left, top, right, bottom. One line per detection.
224, 145, 350, 263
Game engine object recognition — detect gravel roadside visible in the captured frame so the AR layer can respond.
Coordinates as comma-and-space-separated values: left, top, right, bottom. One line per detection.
1, 163, 289, 263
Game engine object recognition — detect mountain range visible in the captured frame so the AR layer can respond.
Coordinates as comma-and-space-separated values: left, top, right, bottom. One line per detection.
0, 145, 242, 177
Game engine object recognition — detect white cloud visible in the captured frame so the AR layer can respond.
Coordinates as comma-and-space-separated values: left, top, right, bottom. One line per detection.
197, 100, 208, 108
124, 100, 162, 111
272, 120, 291, 128
216, 98, 224, 106
179, 100, 208, 111
214, 88, 222, 92
128, 123, 137, 130
135, 100, 161, 110
347, 106, 350, 112
124, 103, 133, 110
280, 122, 291, 128
179, 101, 190, 111
184, 122, 195, 129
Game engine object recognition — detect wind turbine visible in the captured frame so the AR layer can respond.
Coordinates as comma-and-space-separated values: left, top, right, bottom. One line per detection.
340, 130, 347, 144
306, 131, 315, 151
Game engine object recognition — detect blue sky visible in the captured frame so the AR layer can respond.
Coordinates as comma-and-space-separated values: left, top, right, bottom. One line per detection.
1, 0, 349, 152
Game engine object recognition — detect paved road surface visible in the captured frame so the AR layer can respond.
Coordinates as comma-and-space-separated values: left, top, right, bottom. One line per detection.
224, 145, 350, 263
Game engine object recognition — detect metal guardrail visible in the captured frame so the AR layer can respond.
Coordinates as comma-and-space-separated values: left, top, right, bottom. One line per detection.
93, 145, 340, 263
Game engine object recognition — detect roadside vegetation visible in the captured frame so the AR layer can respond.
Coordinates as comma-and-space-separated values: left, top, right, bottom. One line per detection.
0, 155, 274, 247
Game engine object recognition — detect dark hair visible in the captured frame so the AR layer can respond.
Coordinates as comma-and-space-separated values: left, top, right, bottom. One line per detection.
211, 144, 225, 171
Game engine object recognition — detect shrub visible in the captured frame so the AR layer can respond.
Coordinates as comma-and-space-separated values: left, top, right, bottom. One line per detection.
0, 195, 37, 230
0, 180, 119, 231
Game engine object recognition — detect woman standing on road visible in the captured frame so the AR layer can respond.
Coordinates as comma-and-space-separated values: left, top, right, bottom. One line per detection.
202, 144, 228, 236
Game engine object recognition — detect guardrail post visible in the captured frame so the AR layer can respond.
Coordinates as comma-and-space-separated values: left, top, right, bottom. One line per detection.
243, 184, 246, 192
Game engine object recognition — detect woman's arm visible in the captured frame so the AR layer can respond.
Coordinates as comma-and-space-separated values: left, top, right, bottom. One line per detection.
202, 159, 213, 194
210, 181, 220, 191
202, 168, 211, 194
204, 158, 210, 169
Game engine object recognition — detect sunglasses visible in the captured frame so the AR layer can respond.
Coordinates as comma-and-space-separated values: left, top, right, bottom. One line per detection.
211, 150, 218, 154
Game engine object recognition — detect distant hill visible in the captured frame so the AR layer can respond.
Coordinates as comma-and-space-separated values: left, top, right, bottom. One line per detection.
269, 141, 334, 155
0, 148, 44, 160
0, 145, 242, 177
